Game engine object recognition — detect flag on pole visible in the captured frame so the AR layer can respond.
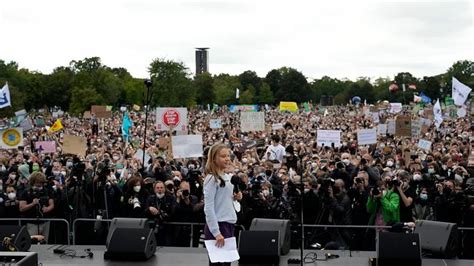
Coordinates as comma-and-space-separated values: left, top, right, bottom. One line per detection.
452, 77, 472, 106
420, 92, 432, 104
402, 84, 406, 92
48, 119, 63, 133
0, 82, 12, 109
122, 112, 133, 141
236, 88, 240, 99
434, 99, 443, 128
408, 84, 417, 90
413, 95, 422, 103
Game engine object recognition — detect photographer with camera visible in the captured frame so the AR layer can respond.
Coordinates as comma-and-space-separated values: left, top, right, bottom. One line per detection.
347, 171, 370, 250
1, 185, 20, 219
122, 174, 148, 218
145, 181, 175, 246
173, 180, 199, 246
393, 171, 415, 223
356, 154, 381, 187
367, 175, 400, 227
18, 172, 55, 243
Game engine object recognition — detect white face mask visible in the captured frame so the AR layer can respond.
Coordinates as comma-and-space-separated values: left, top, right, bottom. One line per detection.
242, 158, 248, 164
428, 168, 435, 174
61, 171, 67, 176
0, 166, 6, 172
8, 192, 16, 200
113, 156, 120, 161
156, 192, 165, 199
342, 159, 350, 165
133, 186, 141, 192
304, 188, 310, 193
311, 162, 318, 168
386, 161, 394, 167
52, 170, 60, 176
454, 174, 463, 184
413, 174, 422, 181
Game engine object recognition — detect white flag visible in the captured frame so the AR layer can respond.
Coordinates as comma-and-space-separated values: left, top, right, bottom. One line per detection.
0, 83, 12, 109
236, 88, 240, 99
402, 84, 406, 92
452, 77, 472, 106
433, 99, 443, 128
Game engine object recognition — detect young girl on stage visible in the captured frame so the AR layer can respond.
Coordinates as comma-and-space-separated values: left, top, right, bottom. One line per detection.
204, 143, 241, 266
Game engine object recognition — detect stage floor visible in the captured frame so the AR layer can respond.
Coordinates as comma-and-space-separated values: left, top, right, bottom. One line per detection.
24, 245, 474, 266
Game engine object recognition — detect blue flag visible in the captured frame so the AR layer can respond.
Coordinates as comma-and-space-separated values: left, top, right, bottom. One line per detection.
121, 112, 132, 141
420, 92, 432, 104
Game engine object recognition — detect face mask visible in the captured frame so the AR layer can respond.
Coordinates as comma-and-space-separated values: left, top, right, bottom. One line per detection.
413, 174, 422, 181
428, 168, 435, 174
454, 174, 463, 184
380, 143, 385, 148
8, 192, 16, 200
113, 156, 120, 161
311, 162, 318, 168
442, 165, 448, 170
66, 162, 73, 168
133, 186, 141, 193
386, 161, 394, 167
382, 190, 387, 196
61, 171, 67, 176
242, 158, 248, 164
262, 189, 270, 197
342, 159, 350, 165
9, 174, 16, 180
33, 186, 43, 191
156, 192, 165, 199
52, 185, 57, 191
32, 166, 40, 172
188, 164, 196, 169
420, 193, 428, 201
52, 170, 60, 176
304, 188, 310, 193
0, 166, 6, 172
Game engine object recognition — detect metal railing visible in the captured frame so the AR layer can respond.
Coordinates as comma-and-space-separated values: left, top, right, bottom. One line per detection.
0, 218, 70, 245
72, 219, 246, 246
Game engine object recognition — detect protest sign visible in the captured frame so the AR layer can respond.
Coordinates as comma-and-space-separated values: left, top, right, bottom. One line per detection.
357, 128, 377, 145
83, 111, 92, 119
387, 119, 396, 135
240, 112, 265, 132
272, 123, 284, 130
395, 116, 411, 137
418, 139, 432, 151
0, 128, 23, 149
172, 135, 203, 159
62, 135, 87, 157
134, 149, 151, 167
35, 141, 56, 153
279, 102, 298, 112
411, 119, 421, 137
209, 119, 222, 129
158, 137, 170, 149
377, 124, 387, 136
372, 112, 380, 124
317, 130, 341, 147
229, 105, 258, 112
389, 103, 402, 113
91, 105, 106, 114
95, 110, 112, 119
156, 108, 188, 131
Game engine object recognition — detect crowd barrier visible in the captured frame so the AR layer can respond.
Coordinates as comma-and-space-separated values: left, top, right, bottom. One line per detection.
0, 218, 70, 245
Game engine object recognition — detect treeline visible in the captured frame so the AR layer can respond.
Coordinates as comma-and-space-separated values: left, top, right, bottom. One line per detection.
0, 57, 472, 116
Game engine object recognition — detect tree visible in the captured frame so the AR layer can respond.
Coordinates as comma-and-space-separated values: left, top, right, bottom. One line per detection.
194, 72, 215, 105
239, 85, 256, 104
444, 60, 474, 89
238, 70, 261, 92
265, 67, 310, 103
148, 58, 194, 107
213, 74, 241, 105
69, 87, 101, 114
256, 82, 274, 104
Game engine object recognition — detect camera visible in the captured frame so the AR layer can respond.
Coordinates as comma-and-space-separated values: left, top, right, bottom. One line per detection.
131, 197, 141, 209
390, 178, 401, 187
360, 158, 367, 165
371, 187, 380, 196
182, 189, 190, 197
355, 177, 363, 184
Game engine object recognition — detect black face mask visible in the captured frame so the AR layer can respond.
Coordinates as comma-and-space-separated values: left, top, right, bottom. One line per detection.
265, 170, 273, 177
443, 187, 452, 195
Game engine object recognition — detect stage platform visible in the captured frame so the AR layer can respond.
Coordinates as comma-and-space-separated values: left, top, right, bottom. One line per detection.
23, 245, 473, 266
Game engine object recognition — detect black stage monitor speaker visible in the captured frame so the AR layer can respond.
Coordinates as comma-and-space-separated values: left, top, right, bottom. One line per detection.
104, 218, 156, 260
0, 226, 31, 252
0, 251, 38, 266
250, 218, 291, 255
414, 220, 458, 258
239, 231, 280, 265
377, 232, 421, 266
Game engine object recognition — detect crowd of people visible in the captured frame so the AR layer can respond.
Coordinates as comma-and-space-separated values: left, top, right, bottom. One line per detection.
0, 103, 473, 255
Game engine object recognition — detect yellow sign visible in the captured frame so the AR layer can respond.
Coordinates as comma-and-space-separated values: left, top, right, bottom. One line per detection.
279, 101, 298, 112
48, 119, 63, 133
2, 129, 21, 147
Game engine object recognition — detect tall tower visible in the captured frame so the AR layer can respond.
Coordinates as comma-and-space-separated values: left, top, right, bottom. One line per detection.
195, 48, 209, 74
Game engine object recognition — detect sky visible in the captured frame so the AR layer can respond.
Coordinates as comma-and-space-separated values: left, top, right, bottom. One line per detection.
0, 0, 473, 81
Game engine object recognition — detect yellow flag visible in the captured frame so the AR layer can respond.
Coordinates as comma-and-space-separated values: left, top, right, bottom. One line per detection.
133, 104, 141, 111
48, 119, 63, 133
279, 101, 298, 112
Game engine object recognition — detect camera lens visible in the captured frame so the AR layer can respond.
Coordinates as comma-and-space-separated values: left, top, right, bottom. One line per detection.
182, 190, 190, 197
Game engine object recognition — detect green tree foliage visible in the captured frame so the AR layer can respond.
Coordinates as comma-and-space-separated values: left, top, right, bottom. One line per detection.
265, 67, 310, 103
69, 86, 101, 114
256, 82, 274, 104
194, 72, 215, 106
149, 58, 194, 107
444, 60, 474, 89
239, 84, 256, 104
213, 74, 241, 105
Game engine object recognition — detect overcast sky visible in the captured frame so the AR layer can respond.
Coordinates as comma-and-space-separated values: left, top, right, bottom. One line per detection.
0, 0, 472, 81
